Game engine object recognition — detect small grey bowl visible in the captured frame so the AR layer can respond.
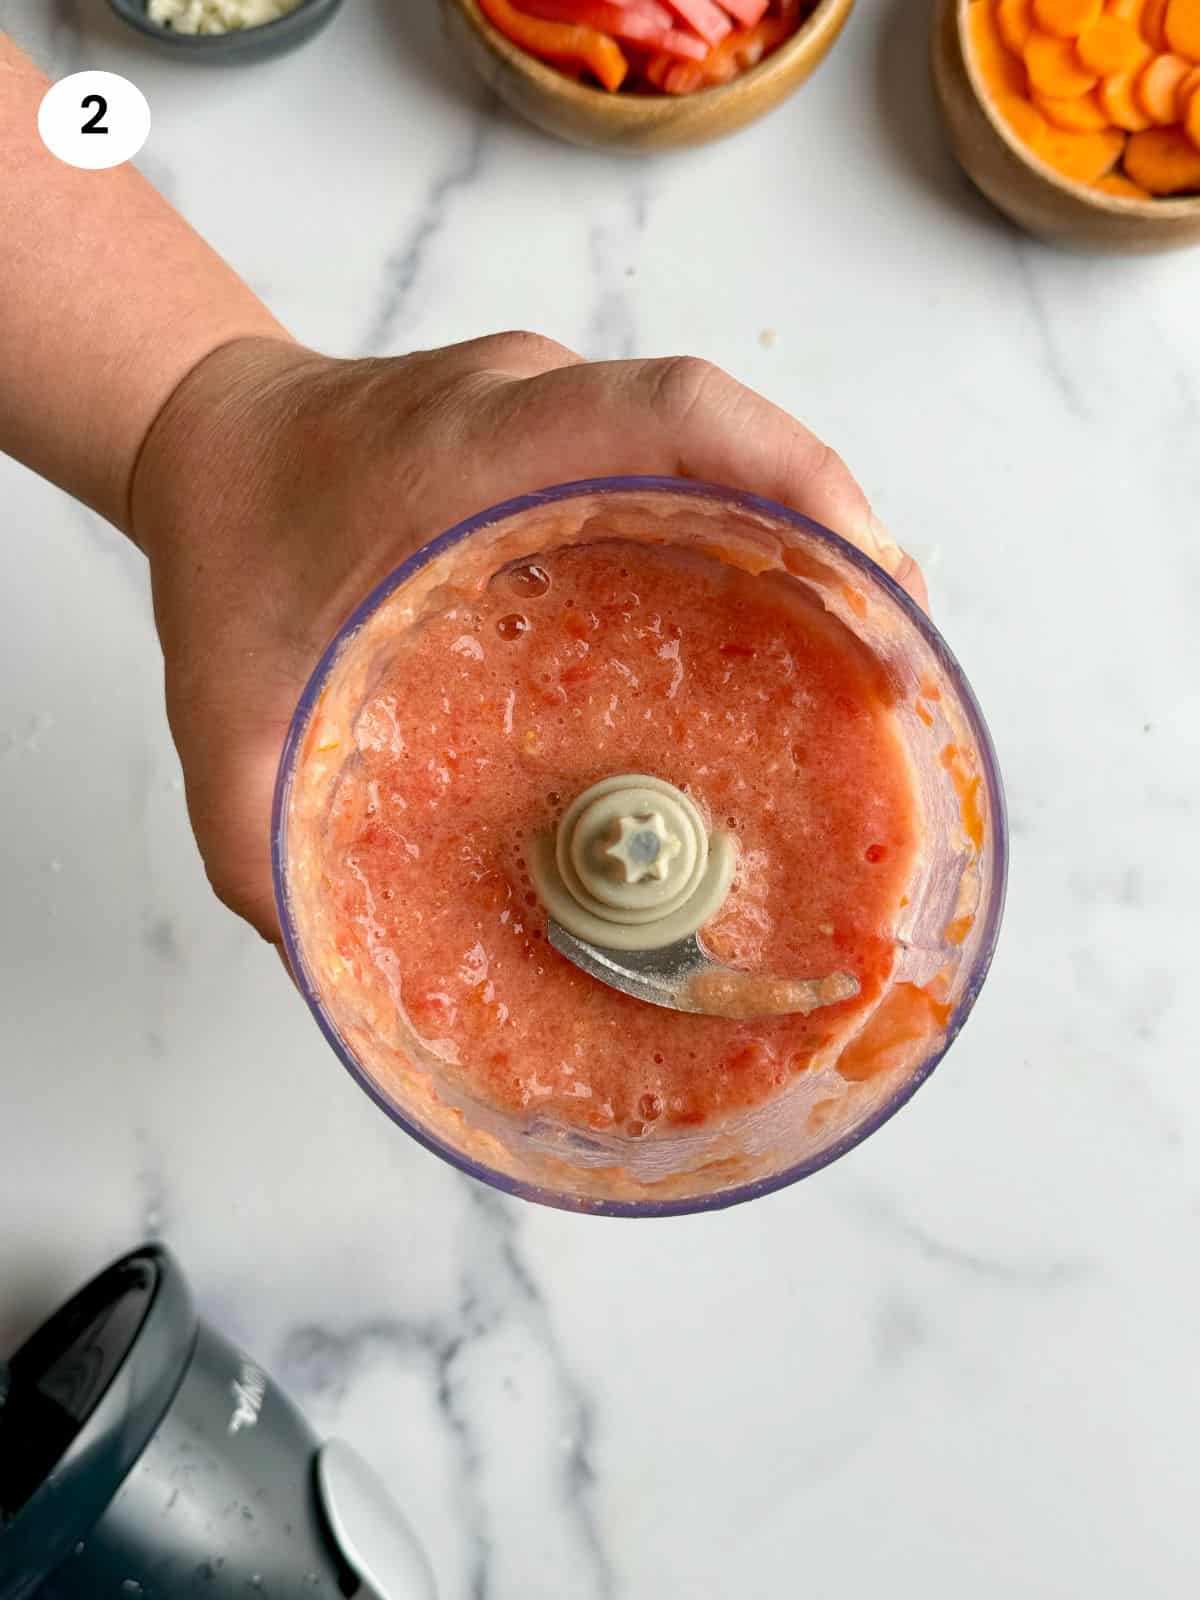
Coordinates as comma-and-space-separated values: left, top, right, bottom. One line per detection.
105, 0, 343, 63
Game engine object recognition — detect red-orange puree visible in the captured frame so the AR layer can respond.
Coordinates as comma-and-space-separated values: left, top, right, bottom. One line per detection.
307, 540, 921, 1135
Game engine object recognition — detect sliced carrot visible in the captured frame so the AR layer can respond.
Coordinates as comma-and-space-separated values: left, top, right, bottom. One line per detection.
1033, 84, 1113, 122
998, 90, 1051, 139
1136, 50, 1192, 118
1095, 168, 1153, 189
1174, 61, 1200, 124
1105, 0, 1143, 16
1099, 66, 1156, 121
477, 0, 629, 87
1077, 12, 1151, 66
998, 0, 1036, 51
969, 0, 1030, 96
1164, 0, 1200, 56
1124, 121, 1200, 183
1024, 28, 1100, 91
1032, 0, 1102, 34
1030, 121, 1125, 176
1140, 0, 1170, 45
1185, 76, 1200, 143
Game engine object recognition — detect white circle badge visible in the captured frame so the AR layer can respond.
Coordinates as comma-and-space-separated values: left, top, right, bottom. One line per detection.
38, 72, 150, 171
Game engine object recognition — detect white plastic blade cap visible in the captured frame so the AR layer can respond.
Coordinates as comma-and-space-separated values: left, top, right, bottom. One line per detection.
316, 1439, 438, 1600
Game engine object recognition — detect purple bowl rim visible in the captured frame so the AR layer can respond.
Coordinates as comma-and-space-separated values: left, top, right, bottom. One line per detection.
271, 475, 1009, 1218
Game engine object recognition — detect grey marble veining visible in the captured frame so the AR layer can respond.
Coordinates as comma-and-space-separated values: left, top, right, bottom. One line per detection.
360, 112, 492, 357
2, 1, 1199, 1597
277, 1187, 612, 1600
583, 187, 649, 362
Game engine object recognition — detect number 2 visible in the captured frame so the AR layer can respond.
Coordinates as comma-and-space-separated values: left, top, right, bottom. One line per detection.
81, 94, 109, 135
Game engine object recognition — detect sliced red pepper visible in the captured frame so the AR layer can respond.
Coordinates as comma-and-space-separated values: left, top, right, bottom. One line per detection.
661, 26, 710, 57
716, 0, 770, 23
661, 0, 732, 46
597, 0, 676, 22
643, 49, 673, 86
477, 0, 629, 89
555, 0, 677, 23
662, 59, 705, 91
517, 0, 712, 60
516, 0, 700, 57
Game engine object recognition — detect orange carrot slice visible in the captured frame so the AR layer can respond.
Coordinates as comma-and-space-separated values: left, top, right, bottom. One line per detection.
1105, 0, 1142, 16
1184, 75, 1200, 143
1077, 12, 1151, 66
1031, 122, 1125, 176
1099, 67, 1156, 120
1164, 0, 1200, 56
1025, 28, 1100, 91
998, 0, 1036, 51
1137, 50, 1192, 118
477, 0, 628, 88
1095, 168, 1152, 189
998, 90, 1052, 138
1124, 120, 1200, 183
1174, 61, 1200, 122
1033, 84, 1113, 121
1032, 0, 1102, 35
1140, 0, 1171, 45
969, 1, 1030, 97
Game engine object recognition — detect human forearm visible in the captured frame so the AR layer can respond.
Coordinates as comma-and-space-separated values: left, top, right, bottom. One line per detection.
0, 36, 291, 541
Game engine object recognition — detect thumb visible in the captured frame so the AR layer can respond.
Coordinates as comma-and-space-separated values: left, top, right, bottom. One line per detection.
487, 355, 926, 607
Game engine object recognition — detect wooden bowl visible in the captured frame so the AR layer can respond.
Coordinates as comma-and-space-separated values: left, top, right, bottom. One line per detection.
932, 0, 1200, 253
440, 0, 856, 152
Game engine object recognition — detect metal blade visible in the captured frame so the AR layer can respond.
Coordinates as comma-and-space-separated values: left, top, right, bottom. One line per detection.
547, 921, 859, 1020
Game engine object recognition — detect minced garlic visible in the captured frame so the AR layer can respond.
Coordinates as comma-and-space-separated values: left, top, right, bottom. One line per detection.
147, 0, 304, 33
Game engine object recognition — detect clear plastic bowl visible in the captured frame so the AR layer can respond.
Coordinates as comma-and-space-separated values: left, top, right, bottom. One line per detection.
272, 478, 1007, 1216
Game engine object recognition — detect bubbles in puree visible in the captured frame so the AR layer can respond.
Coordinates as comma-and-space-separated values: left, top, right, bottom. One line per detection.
300, 541, 921, 1136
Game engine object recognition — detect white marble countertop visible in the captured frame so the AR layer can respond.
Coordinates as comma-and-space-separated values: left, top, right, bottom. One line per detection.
2, 2, 1198, 1595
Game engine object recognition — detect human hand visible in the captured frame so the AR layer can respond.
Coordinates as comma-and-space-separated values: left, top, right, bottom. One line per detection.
132, 333, 926, 943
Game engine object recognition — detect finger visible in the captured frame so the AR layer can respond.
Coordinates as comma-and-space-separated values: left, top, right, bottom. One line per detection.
855, 511, 929, 610
177, 745, 284, 945
483, 356, 927, 607
885, 544, 929, 611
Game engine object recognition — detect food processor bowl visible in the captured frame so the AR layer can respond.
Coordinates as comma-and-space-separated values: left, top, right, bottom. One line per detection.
273, 478, 1007, 1216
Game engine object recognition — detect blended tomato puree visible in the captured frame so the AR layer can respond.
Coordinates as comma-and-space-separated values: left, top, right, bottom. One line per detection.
303, 540, 921, 1137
